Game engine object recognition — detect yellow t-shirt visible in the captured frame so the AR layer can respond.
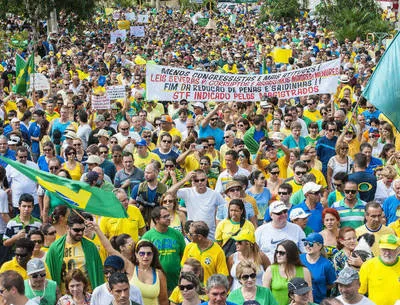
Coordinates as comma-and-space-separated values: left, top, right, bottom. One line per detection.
389, 220, 400, 237
46, 111, 60, 122
99, 205, 145, 242
355, 225, 395, 257
359, 256, 400, 305
181, 242, 229, 285
303, 109, 322, 122
182, 154, 200, 173
169, 286, 208, 304
214, 219, 255, 246
133, 152, 162, 170
63, 241, 85, 272
0, 258, 51, 280
258, 157, 289, 179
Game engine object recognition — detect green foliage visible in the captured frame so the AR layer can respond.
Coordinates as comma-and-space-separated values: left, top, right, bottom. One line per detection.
259, 0, 301, 22
316, 0, 393, 42
113, 0, 135, 8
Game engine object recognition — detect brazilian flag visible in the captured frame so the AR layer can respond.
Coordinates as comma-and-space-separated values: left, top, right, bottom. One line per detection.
0, 156, 128, 218
15, 54, 35, 95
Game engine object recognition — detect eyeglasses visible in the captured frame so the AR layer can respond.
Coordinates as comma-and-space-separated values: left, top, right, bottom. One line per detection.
344, 189, 357, 194
67, 152, 76, 156
165, 164, 174, 168
278, 191, 288, 195
275, 250, 286, 256
138, 251, 153, 257
143, 135, 151, 138
208, 143, 215, 146
18, 155, 28, 159
31, 273, 46, 279
302, 160, 311, 163
71, 228, 85, 233
120, 128, 129, 131
46, 231, 57, 235
200, 163, 209, 166
162, 140, 172, 144
304, 241, 318, 247
285, 120, 292, 122
228, 187, 242, 193
31, 240, 43, 244
295, 171, 307, 176
270, 171, 280, 175
210, 118, 218, 121
110, 141, 118, 145
49, 166, 60, 171
15, 252, 29, 257
241, 273, 256, 280
163, 199, 175, 203
327, 129, 336, 132
179, 284, 195, 291
273, 210, 288, 216
73, 143, 82, 146
113, 155, 122, 158
193, 178, 206, 183
334, 183, 342, 188
223, 136, 231, 139
100, 151, 108, 154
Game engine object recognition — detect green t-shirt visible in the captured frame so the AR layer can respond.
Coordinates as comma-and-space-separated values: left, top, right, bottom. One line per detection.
24, 279, 57, 305
142, 227, 186, 292
227, 285, 278, 305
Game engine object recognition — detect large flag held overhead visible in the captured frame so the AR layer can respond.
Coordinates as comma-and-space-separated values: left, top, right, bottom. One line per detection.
363, 32, 400, 131
0, 156, 127, 218
14, 53, 35, 95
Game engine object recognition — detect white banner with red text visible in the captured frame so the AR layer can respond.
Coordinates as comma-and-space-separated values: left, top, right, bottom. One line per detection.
145, 59, 340, 102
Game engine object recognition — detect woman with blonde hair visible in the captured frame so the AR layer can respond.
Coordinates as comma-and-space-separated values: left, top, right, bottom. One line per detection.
303, 145, 322, 172
375, 165, 396, 205
228, 229, 270, 290
159, 192, 186, 232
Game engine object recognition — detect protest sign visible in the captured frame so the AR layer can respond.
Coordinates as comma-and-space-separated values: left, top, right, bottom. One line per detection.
105, 8, 114, 15
146, 59, 340, 102
110, 30, 127, 43
125, 12, 136, 21
92, 95, 111, 110
29, 73, 50, 91
113, 12, 120, 20
106, 85, 126, 100
137, 14, 149, 23
272, 48, 293, 64
130, 26, 145, 37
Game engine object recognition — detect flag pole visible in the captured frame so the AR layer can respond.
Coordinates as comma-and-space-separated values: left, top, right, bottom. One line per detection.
71, 208, 87, 222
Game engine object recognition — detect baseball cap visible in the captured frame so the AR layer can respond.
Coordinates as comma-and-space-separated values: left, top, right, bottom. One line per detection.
136, 139, 148, 147
379, 234, 400, 250
27, 258, 46, 276
86, 171, 99, 184
303, 232, 324, 244
85, 155, 102, 165
288, 278, 312, 295
269, 201, 288, 215
289, 208, 310, 221
160, 115, 173, 123
11, 117, 20, 123
94, 114, 105, 122
232, 229, 255, 244
335, 267, 359, 285
192, 102, 205, 109
260, 101, 271, 108
94, 129, 110, 138
104, 255, 125, 270
303, 182, 322, 195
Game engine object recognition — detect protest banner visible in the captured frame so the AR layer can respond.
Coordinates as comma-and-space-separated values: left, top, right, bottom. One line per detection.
130, 26, 145, 37
92, 95, 111, 110
146, 59, 340, 102
125, 12, 136, 21
106, 85, 126, 100
137, 14, 149, 23
29, 73, 50, 91
110, 30, 127, 43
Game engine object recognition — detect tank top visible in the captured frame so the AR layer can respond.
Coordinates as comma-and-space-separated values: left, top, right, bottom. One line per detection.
169, 212, 182, 233
230, 253, 264, 290
24, 279, 57, 305
270, 264, 304, 305
62, 162, 82, 180
130, 266, 160, 305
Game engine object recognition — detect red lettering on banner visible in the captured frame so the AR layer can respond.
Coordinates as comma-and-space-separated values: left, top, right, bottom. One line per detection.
151, 74, 167, 82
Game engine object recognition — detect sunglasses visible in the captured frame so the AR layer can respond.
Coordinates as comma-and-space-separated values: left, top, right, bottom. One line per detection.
46, 231, 57, 235
208, 143, 215, 146
179, 284, 195, 291
210, 118, 218, 121
193, 178, 206, 183
15, 252, 29, 258
165, 164, 174, 168
162, 140, 172, 144
328, 129, 336, 132
302, 160, 311, 163
163, 199, 175, 203
31, 273, 46, 279
71, 228, 85, 233
31, 240, 43, 244
334, 183, 342, 188
49, 166, 60, 171
303, 241, 318, 247
241, 273, 256, 280
278, 191, 288, 195
344, 189, 357, 194
138, 251, 153, 257
295, 171, 307, 176
103, 269, 116, 275
270, 171, 280, 175
275, 250, 286, 256
228, 187, 241, 192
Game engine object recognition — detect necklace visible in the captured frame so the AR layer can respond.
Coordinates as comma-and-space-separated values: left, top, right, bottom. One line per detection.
28, 279, 47, 302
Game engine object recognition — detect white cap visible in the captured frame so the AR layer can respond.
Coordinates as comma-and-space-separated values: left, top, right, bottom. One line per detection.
269, 201, 288, 215
289, 208, 311, 221
303, 182, 322, 195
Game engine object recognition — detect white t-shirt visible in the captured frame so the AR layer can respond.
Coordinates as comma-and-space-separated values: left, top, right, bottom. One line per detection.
336, 295, 376, 305
215, 167, 251, 194
375, 180, 395, 206
6, 160, 39, 207
255, 222, 306, 262
77, 124, 92, 149
90, 283, 143, 305
177, 187, 225, 239
0, 188, 9, 234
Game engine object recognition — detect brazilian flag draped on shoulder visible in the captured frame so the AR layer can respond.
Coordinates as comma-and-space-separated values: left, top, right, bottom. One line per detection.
363, 32, 400, 131
15, 53, 34, 96
0, 156, 127, 218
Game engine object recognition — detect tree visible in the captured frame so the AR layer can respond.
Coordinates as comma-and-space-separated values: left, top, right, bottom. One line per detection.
316, 0, 393, 42
259, 0, 301, 23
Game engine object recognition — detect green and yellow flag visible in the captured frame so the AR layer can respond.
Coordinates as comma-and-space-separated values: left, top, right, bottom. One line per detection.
0, 156, 127, 218
15, 54, 35, 96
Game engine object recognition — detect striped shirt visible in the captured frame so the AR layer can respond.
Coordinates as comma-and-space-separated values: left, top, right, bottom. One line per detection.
3, 215, 42, 241
332, 198, 366, 228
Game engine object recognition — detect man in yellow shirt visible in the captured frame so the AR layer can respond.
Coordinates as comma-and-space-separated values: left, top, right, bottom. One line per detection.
133, 139, 162, 170
303, 96, 322, 122
181, 221, 229, 285
100, 188, 146, 242
359, 234, 400, 305
45, 100, 60, 122
158, 115, 182, 140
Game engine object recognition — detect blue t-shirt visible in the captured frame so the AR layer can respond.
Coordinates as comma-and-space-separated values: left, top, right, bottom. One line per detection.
297, 201, 324, 232
152, 148, 180, 164
37, 155, 65, 172
131, 184, 157, 203
366, 157, 383, 175
316, 136, 337, 175
199, 124, 224, 149
348, 171, 377, 202
253, 129, 265, 143
300, 254, 336, 303
246, 188, 271, 219
383, 195, 400, 225
0, 149, 16, 168
28, 122, 41, 154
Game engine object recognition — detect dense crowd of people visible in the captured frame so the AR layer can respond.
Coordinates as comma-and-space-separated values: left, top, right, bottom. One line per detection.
0, 3, 399, 305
